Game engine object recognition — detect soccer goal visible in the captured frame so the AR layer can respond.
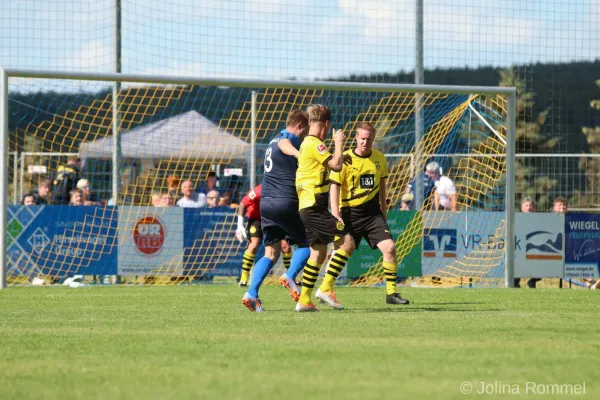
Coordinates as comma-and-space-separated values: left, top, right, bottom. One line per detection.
0, 68, 516, 289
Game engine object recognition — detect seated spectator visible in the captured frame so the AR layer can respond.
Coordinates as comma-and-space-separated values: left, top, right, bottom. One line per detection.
206, 190, 220, 208
21, 193, 36, 206
177, 180, 206, 208
34, 179, 51, 205
69, 189, 84, 206
76, 179, 100, 205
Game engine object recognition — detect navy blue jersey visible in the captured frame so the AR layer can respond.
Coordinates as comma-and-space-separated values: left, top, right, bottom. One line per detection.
261, 129, 301, 200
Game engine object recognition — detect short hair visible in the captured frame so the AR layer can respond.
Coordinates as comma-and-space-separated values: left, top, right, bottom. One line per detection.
70, 188, 83, 197
554, 196, 567, 205
76, 179, 90, 189
356, 121, 375, 136
286, 109, 308, 127
521, 197, 534, 206
306, 104, 331, 125
21, 192, 36, 204
207, 171, 216, 178
38, 178, 51, 188
425, 161, 441, 174
68, 156, 81, 163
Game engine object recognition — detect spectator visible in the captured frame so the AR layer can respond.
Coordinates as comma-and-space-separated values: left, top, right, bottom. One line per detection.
151, 191, 161, 206
176, 180, 206, 208
515, 197, 537, 288
21, 193, 36, 206
553, 196, 567, 214
76, 179, 100, 205
166, 175, 181, 200
195, 171, 218, 194
206, 190, 220, 208
400, 193, 413, 211
69, 189, 84, 206
156, 192, 174, 207
52, 156, 82, 204
405, 172, 435, 207
33, 178, 51, 205
218, 191, 232, 207
426, 161, 457, 211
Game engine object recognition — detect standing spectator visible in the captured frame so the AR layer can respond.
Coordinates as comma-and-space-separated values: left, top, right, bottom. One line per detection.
34, 178, 51, 205
426, 161, 457, 211
515, 197, 536, 288
196, 171, 218, 195
52, 156, 82, 204
76, 179, 100, 205
206, 190, 220, 208
176, 180, 206, 208
21, 193, 36, 206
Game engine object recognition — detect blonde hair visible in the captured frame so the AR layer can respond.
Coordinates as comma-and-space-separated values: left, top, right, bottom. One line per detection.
306, 104, 331, 125
356, 121, 375, 136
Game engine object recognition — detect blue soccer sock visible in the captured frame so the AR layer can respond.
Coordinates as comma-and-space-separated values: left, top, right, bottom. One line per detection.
285, 247, 310, 281
247, 257, 274, 298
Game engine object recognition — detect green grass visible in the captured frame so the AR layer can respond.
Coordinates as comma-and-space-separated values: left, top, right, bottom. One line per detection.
0, 285, 597, 400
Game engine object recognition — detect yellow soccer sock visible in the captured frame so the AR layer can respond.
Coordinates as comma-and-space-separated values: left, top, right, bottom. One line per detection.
300, 260, 322, 304
319, 249, 350, 293
282, 252, 292, 270
241, 250, 255, 282
383, 261, 398, 295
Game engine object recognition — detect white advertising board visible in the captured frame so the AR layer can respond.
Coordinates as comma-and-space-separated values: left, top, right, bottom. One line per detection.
118, 206, 184, 276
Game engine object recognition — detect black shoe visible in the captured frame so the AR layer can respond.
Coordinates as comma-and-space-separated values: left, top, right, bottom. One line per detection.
386, 293, 410, 305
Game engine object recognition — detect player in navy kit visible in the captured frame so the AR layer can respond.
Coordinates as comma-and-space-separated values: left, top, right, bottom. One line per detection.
242, 109, 311, 312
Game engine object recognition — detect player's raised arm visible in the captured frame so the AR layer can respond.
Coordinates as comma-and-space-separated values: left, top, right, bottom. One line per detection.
326, 128, 346, 172
277, 138, 300, 158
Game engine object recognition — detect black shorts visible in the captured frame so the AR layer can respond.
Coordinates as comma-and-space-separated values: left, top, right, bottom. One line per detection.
299, 205, 348, 246
260, 198, 308, 247
341, 208, 392, 250
246, 219, 263, 240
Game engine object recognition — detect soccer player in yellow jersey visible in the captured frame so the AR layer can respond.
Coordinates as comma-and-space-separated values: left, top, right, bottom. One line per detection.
318, 122, 410, 307
295, 104, 355, 312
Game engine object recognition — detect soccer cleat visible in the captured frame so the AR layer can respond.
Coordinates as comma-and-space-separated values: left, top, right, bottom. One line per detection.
315, 288, 344, 309
279, 275, 301, 302
242, 292, 264, 312
238, 280, 248, 288
386, 293, 410, 305
295, 301, 319, 312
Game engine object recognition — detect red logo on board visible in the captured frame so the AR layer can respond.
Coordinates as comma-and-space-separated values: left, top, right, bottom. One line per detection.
133, 216, 165, 255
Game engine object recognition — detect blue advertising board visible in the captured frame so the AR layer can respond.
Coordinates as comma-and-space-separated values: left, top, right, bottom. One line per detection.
564, 213, 600, 279
7, 205, 118, 278
183, 207, 262, 277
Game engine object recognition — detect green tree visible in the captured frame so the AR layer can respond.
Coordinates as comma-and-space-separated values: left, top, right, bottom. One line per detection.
581, 79, 600, 208
500, 69, 559, 210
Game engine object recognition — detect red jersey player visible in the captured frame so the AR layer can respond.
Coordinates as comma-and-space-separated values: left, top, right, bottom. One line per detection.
236, 184, 292, 286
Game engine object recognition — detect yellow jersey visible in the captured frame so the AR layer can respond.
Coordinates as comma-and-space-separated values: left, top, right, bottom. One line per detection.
329, 148, 388, 209
296, 135, 333, 210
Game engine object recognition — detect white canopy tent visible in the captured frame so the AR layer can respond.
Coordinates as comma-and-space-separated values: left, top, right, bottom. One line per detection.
79, 110, 250, 163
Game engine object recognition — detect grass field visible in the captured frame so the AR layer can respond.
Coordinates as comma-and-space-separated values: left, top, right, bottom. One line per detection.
0, 285, 597, 400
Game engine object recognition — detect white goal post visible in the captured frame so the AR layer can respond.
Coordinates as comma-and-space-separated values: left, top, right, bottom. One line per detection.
0, 67, 516, 289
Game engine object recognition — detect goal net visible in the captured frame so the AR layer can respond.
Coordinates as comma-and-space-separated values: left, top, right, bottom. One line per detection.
1, 71, 514, 287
